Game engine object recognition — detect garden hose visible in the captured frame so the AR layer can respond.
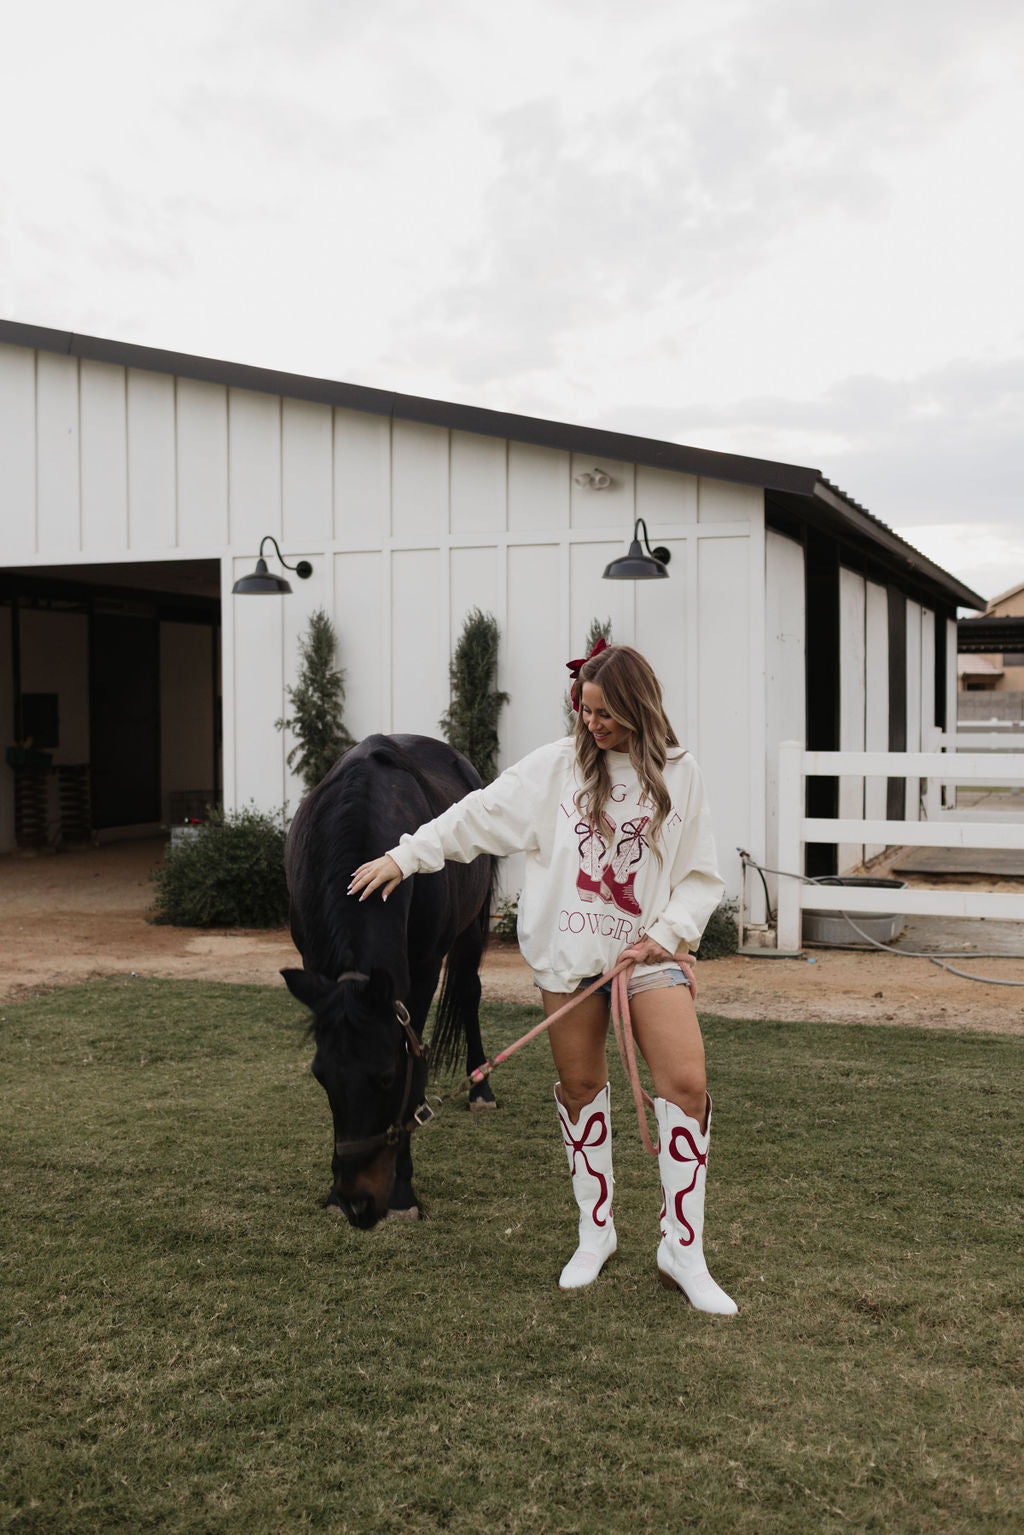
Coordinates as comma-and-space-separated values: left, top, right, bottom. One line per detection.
737, 849, 1024, 987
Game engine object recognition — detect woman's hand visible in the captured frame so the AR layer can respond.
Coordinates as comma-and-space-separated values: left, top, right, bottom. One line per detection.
347, 855, 403, 902
622, 938, 697, 1000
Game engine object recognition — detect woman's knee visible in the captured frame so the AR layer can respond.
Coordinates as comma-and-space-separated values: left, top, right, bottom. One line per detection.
655, 1059, 706, 1114
554, 1072, 609, 1120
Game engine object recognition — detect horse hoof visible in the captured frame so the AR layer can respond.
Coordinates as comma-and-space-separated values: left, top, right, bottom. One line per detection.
469, 1098, 498, 1112
386, 1205, 420, 1222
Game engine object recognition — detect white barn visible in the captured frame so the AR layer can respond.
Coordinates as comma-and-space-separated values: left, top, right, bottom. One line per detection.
0, 320, 984, 913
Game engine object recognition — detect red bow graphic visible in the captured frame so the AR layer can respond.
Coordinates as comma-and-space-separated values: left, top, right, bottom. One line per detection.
566, 637, 609, 712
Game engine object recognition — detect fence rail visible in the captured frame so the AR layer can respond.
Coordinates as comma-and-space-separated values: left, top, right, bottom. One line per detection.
775, 742, 1024, 951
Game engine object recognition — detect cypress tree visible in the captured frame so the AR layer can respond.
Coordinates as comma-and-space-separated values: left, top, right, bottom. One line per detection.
439, 609, 509, 784
276, 608, 354, 794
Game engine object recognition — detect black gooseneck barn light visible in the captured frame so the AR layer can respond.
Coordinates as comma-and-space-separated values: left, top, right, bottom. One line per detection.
602, 517, 671, 580
231, 535, 314, 595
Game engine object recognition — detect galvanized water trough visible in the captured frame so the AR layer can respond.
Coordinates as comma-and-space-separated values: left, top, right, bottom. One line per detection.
802, 876, 907, 946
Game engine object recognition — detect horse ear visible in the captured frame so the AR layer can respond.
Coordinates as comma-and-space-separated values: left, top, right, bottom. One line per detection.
281, 968, 335, 1011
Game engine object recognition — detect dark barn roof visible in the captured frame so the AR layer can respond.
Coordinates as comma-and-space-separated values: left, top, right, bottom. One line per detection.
958, 616, 1024, 653
0, 317, 985, 613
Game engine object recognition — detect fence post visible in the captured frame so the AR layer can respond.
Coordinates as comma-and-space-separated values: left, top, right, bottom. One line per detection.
924, 726, 941, 818
776, 740, 803, 951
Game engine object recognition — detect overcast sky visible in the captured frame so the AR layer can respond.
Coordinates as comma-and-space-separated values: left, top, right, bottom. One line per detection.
2, 0, 1021, 604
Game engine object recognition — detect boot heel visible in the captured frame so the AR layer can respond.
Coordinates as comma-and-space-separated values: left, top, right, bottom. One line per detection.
657, 1266, 680, 1292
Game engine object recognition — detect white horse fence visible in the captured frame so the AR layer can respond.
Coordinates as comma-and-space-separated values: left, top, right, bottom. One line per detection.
775, 741, 1024, 952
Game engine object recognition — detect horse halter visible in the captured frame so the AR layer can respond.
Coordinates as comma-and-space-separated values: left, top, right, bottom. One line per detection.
331, 977, 435, 1161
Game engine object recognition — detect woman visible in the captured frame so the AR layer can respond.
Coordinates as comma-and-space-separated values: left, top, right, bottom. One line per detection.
348, 644, 736, 1315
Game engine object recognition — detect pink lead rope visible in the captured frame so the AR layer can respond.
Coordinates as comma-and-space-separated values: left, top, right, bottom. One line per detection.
463, 951, 695, 1155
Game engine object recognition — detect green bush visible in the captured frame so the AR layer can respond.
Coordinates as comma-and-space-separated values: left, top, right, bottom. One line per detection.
150, 806, 290, 928
696, 899, 740, 959
491, 892, 519, 942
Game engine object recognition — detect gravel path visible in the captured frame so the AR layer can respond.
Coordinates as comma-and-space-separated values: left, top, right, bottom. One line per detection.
2, 840, 1022, 1034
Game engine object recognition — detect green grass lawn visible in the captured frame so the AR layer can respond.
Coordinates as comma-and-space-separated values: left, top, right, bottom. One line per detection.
2, 979, 1022, 1534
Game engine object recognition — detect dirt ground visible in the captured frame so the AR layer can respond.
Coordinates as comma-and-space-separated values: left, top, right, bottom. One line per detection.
1, 839, 1022, 1034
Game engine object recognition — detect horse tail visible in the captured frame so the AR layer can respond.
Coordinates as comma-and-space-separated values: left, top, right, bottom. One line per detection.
430, 856, 497, 1074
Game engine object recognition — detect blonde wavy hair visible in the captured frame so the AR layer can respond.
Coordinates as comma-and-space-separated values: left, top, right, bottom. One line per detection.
573, 645, 681, 860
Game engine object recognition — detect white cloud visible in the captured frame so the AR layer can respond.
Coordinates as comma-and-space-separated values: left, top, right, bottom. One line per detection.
893, 524, 1024, 606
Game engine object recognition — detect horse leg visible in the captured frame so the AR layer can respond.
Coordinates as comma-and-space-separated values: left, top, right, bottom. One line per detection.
453, 920, 497, 1111
465, 976, 497, 1109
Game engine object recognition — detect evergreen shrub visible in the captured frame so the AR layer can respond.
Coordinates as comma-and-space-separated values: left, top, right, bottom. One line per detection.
150, 806, 290, 928
697, 900, 740, 959
439, 608, 509, 784
276, 608, 354, 793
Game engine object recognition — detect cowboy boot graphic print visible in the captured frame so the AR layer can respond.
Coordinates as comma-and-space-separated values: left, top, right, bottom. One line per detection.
575, 812, 615, 902
600, 815, 650, 916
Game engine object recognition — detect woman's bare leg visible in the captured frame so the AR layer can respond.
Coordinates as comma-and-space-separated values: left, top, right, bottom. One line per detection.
627, 984, 707, 1126
541, 989, 610, 1119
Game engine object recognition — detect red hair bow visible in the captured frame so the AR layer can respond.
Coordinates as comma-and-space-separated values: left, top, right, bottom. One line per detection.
566, 637, 609, 712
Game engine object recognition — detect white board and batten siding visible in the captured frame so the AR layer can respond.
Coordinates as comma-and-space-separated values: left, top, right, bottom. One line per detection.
863, 581, 890, 859
836, 570, 890, 871
763, 529, 806, 912
0, 342, 765, 896
326, 431, 767, 904
838, 568, 867, 872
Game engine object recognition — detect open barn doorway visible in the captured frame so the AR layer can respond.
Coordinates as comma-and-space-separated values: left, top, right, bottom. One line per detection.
0, 559, 220, 852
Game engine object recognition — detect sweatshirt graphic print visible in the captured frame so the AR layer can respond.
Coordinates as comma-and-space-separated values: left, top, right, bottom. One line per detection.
388, 738, 725, 992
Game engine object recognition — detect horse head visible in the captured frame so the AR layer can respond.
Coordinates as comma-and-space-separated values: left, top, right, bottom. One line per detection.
281, 966, 428, 1228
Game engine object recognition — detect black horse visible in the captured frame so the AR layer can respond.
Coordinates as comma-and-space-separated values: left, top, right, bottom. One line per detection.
281, 734, 495, 1227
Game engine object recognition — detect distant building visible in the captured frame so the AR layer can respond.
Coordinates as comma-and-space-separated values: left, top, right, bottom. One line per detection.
958, 580, 1024, 692
958, 654, 1003, 691
0, 318, 985, 897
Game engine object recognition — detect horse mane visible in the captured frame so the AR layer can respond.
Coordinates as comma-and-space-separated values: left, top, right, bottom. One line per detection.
289, 752, 378, 977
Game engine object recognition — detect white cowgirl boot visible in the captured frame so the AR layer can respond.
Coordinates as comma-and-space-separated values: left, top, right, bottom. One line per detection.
554, 1082, 617, 1290
655, 1094, 737, 1315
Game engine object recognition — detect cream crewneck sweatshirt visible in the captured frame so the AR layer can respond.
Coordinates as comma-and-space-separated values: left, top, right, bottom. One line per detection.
388, 738, 725, 993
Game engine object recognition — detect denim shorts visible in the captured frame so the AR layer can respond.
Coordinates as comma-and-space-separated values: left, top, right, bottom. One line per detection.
576, 964, 690, 1000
